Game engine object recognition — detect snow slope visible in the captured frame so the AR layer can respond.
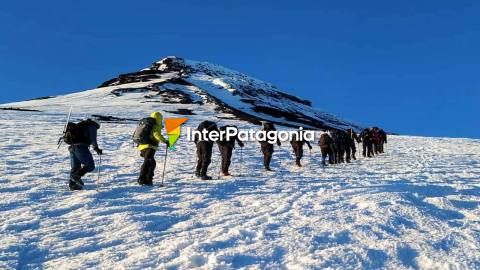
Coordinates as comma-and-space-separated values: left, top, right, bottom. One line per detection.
1, 106, 479, 269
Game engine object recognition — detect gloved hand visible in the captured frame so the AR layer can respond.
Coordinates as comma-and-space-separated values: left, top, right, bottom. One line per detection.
94, 147, 103, 155
309, 146, 313, 150
277, 141, 282, 147
239, 141, 245, 148
165, 141, 170, 147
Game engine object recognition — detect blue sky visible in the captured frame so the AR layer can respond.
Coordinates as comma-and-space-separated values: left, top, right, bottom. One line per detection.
1, 0, 479, 138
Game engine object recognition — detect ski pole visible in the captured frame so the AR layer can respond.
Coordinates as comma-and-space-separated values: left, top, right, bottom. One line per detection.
160, 145, 168, 187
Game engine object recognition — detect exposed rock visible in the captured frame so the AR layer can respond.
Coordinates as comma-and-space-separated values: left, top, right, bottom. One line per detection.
0, 107, 41, 112
165, 109, 196, 116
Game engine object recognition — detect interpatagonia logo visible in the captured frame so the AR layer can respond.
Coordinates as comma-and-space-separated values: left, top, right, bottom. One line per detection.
185, 127, 316, 144
165, 118, 188, 149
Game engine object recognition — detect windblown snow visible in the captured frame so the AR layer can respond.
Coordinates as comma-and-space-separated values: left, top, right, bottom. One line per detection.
1, 58, 479, 269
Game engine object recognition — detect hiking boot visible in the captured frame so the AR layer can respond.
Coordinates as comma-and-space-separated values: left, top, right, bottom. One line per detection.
352, 155, 356, 160
144, 180, 153, 186
70, 176, 84, 187
69, 180, 83, 191
222, 172, 231, 176
265, 167, 272, 171
71, 175, 84, 185
201, 175, 212, 180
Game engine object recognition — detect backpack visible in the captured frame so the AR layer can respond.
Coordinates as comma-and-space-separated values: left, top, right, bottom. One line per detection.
195, 121, 218, 143
64, 120, 91, 145
197, 120, 218, 132
263, 122, 276, 132
132, 117, 157, 145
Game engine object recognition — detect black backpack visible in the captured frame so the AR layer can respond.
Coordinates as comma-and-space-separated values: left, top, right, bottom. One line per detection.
132, 117, 157, 145
195, 121, 218, 143
197, 120, 218, 132
64, 120, 92, 145
263, 122, 276, 132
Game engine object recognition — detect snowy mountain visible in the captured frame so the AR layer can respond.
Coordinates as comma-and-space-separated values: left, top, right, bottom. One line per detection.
1, 57, 479, 269
2, 56, 361, 131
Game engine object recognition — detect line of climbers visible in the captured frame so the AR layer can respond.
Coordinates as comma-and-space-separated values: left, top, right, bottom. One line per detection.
318, 127, 387, 166
193, 120, 387, 180
61, 112, 387, 190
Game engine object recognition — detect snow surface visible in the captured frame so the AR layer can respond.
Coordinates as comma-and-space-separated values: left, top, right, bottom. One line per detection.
1, 102, 479, 269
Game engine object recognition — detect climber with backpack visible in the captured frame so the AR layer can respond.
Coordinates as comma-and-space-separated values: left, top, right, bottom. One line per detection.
318, 131, 335, 166
345, 128, 360, 162
217, 125, 244, 176
360, 128, 375, 157
133, 112, 169, 186
290, 133, 312, 167
63, 118, 102, 190
259, 121, 281, 171
194, 120, 219, 180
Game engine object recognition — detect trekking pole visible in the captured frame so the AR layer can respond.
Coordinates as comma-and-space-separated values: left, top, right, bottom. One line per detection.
96, 154, 102, 191
160, 145, 168, 187
277, 144, 283, 168
239, 147, 243, 177
216, 148, 221, 179
218, 158, 222, 178
309, 147, 312, 167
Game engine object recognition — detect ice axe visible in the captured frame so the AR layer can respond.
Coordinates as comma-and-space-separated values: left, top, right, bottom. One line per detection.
57, 106, 72, 149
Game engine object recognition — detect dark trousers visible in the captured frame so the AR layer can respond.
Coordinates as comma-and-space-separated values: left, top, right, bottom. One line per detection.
219, 145, 233, 174
373, 141, 380, 154
363, 141, 374, 157
374, 142, 384, 154
336, 143, 345, 163
345, 140, 356, 161
139, 148, 156, 184
379, 142, 385, 153
330, 144, 338, 164
320, 145, 335, 165
261, 143, 274, 169
69, 145, 95, 180
292, 145, 303, 166
196, 142, 213, 177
